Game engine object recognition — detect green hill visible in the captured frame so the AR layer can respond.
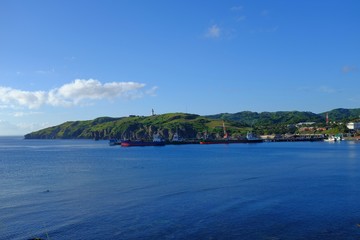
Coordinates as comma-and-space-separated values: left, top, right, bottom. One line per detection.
24, 108, 360, 140
206, 111, 324, 126
321, 108, 360, 122
24, 113, 248, 140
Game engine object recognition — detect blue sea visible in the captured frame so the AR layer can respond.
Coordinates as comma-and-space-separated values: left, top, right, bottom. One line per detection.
1, 137, 360, 239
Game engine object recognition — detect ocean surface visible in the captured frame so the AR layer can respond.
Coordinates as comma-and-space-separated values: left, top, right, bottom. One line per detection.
1, 137, 360, 240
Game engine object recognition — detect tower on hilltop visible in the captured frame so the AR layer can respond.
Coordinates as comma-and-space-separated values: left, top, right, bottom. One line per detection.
326, 113, 329, 125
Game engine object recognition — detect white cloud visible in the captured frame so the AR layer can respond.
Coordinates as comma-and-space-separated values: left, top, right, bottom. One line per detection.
0, 87, 47, 109
206, 24, 221, 38
53, 79, 146, 103
0, 79, 156, 109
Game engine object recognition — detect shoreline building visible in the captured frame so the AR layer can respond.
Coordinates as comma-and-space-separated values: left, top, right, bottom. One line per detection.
346, 122, 360, 130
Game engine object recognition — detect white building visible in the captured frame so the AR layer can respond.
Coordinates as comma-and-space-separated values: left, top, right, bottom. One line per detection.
295, 122, 315, 127
346, 122, 360, 130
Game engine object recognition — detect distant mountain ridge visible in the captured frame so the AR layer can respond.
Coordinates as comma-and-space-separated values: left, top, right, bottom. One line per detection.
24, 108, 360, 140
206, 111, 324, 126
320, 108, 360, 121
207, 108, 360, 125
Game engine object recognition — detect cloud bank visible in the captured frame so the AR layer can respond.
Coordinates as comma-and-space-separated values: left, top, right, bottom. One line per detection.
0, 79, 154, 109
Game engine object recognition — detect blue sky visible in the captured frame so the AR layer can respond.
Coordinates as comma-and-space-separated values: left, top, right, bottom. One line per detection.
0, 0, 359, 135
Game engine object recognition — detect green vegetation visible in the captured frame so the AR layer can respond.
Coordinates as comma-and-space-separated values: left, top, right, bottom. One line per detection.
320, 108, 360, 122
24, 108, 360, 140
25, 113, 246, 140
206, 111, 324, 126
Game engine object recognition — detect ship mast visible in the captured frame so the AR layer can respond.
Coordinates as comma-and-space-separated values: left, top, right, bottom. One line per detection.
223, 121, 228, 139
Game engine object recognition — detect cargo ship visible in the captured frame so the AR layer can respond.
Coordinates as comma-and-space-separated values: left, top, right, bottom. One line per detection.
244, 132, 263, 143
121, 134, 165, 147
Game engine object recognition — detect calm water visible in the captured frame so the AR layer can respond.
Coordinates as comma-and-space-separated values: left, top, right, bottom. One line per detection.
1, 137, 360, 239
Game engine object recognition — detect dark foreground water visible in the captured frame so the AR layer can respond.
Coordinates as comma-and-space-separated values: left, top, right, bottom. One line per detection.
1, 137, 360, 239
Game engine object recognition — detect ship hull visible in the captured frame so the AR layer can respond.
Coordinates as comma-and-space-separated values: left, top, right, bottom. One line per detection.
121, 141, 165, 147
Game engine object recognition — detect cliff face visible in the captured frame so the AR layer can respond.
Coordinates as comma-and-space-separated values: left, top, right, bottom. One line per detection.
24, 109, 360, 140
24, 113, 243, 140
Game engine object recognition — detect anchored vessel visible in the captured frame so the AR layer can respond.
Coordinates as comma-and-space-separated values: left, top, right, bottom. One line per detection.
121, 134, 165, 147
244, 132, 263, 143
324, 134, 343, 142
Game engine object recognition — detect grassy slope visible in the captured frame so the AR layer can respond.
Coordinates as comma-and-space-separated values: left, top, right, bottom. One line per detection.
24, 109, 360, 140
24, 113, 247, 140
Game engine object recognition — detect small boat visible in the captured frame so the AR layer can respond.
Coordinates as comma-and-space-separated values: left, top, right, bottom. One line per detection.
121, 134, 165, 147
335, 134, 343, 141
245, 132, 263, 143
325, 136, 336, 142
168, 132, 194, 145
325, 134, 342, 142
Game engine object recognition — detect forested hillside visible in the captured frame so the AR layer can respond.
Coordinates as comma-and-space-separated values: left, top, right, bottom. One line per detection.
24, 108, 360, 139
